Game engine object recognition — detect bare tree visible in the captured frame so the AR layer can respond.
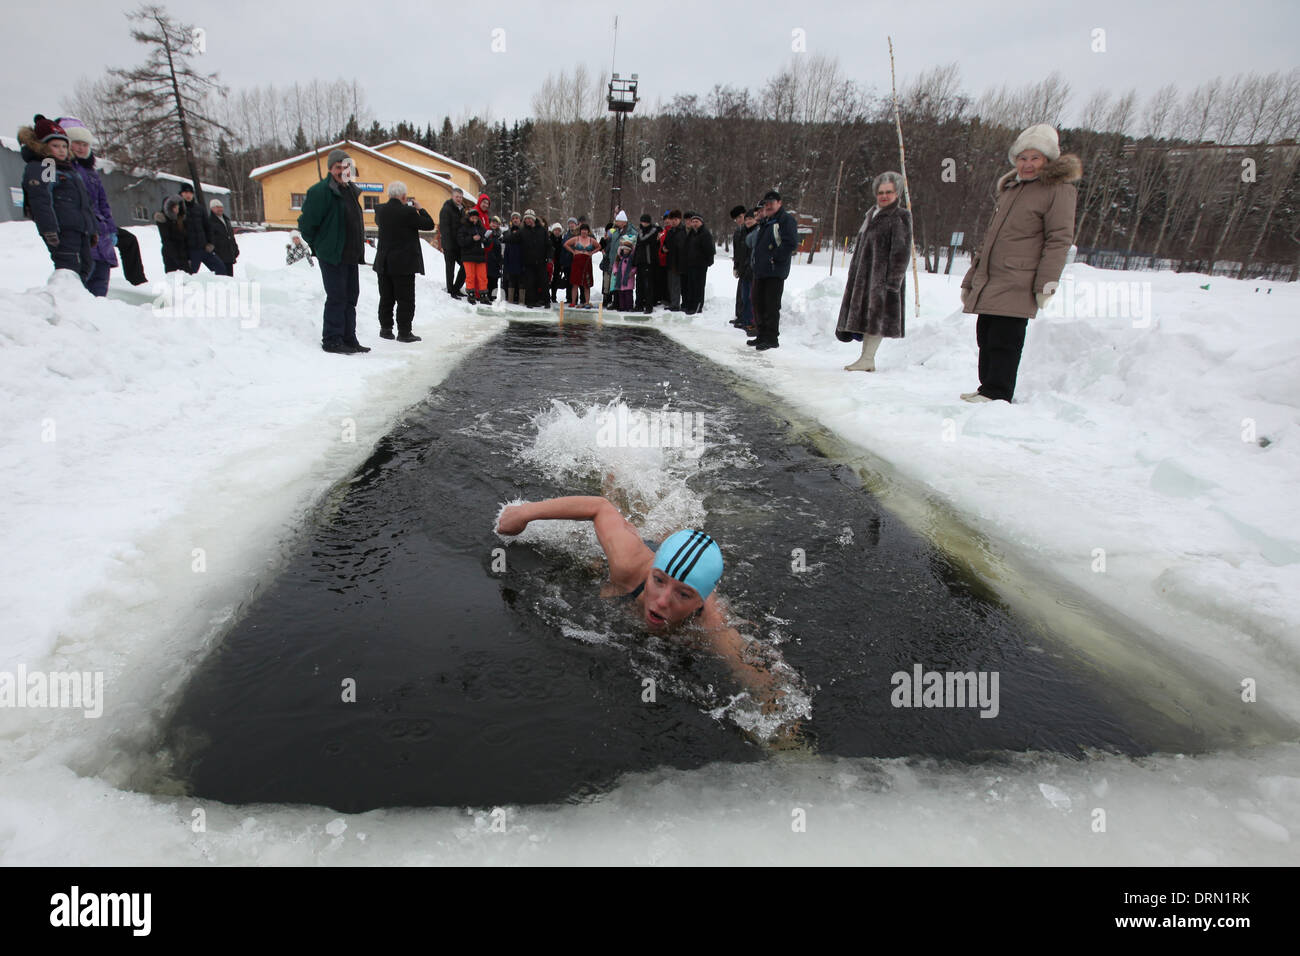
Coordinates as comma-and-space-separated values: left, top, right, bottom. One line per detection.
107, 4, 233, 207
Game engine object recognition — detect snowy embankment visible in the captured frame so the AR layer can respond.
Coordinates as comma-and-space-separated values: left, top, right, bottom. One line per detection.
0, 222, 1297, 864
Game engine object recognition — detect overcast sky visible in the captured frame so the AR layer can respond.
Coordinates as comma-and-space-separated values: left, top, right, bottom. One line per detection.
5, 0, 1298, 141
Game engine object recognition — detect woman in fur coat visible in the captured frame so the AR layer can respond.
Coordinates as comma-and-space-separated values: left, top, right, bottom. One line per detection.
959, 123, 1082, 403
835, 171, 911, 371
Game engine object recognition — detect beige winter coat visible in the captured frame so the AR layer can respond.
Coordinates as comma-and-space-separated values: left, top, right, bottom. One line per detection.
961, 154, 1082, 319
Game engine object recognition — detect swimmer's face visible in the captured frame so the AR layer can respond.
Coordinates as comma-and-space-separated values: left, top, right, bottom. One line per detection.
642, 568, 704, 630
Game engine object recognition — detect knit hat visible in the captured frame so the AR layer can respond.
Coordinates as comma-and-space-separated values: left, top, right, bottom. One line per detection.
523, 209, 536, 220
1008, 124, 1060, 164
619, 236, 634, 246
640, 214, 652, 224
614, 210, 628, 223
491, 215, 502, 224
467, 207, 481, 218
57, 116, 93, 145
33, 115, 68, 144
326, 148, 351, 168
209, 198, 225, 210
729, 204, 746, 218
550, 222, 563, 233
567, 216, 578, 224
179, 182, 195, 194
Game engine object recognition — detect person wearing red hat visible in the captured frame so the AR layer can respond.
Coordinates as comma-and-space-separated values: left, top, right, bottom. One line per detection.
18, 115, 97, 280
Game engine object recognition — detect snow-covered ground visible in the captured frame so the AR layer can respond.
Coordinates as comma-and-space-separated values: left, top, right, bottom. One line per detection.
1, 221, 1296, 864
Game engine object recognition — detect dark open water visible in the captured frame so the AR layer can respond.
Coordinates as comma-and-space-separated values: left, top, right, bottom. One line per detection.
162, 322, 1223, 811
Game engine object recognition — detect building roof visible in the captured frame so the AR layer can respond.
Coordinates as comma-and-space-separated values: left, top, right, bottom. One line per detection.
1, 136, 228, 193
372, 140, 486, 186
249, 139, 484, 190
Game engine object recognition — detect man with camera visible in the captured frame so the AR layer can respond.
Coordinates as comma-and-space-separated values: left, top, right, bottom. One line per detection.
373, 181, 435, 342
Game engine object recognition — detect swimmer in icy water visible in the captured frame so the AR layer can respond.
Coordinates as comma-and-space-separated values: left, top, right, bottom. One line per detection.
495, 496, 781, 700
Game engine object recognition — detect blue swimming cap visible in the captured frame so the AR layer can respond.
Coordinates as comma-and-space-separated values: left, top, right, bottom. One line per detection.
652, 530, 723, 599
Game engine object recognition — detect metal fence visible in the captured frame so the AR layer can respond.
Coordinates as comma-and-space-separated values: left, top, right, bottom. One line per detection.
1073, 247, 1297, 282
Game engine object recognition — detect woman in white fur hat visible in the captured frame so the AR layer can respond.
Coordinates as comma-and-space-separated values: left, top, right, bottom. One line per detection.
959, 123, 1082, 403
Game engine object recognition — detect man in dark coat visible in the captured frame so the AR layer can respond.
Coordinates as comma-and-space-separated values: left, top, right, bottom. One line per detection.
178, 183, 228, 275
373, 182, 435, 341
207, 198, 240, 273
632, 214, 659, 313
748, 190, 799, 350
681, 213, 714, 315
729, 205, 754, 328
438, 187, 466, 298
500, 210, 551, 307
298, 148, 369, 354
662, 211, 687, 310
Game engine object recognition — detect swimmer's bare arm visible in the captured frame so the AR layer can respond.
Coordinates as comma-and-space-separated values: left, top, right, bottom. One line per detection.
497, 497, 650, 587
699, 597, 779, 700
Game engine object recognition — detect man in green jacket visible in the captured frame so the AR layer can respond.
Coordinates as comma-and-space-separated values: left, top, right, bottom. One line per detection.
298, 148, 369, 354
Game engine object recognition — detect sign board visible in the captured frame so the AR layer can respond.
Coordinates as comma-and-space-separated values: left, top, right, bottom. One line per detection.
949, 232, 965, 246
354, 182, 385, 193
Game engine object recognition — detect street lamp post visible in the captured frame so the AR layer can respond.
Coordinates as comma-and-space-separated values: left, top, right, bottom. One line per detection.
607, 73, 639, 222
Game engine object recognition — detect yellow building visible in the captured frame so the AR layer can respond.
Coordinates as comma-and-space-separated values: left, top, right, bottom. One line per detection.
249, 139, 486, 231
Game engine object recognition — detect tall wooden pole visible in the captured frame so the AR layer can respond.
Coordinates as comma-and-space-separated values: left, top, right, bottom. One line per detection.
888, 37, 921, 318
829, 159, 844, 276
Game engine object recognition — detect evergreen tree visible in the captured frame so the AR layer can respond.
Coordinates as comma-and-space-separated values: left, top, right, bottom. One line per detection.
293, 124, 309, 154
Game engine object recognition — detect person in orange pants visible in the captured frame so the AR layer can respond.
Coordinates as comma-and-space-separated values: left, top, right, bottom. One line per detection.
458, 207, 490, 304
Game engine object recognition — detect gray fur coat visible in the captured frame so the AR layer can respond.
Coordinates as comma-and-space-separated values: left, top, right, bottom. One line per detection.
835, 201, 911, 340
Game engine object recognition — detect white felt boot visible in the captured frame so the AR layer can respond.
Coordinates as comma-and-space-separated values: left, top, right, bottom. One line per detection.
845, 334, 882, 371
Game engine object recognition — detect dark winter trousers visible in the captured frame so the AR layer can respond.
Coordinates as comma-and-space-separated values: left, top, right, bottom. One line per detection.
667, 271, 682, 309
683, 268, 707, 314
116, 229, 147, 286
737, 276, 754, 324
653, 263, 668, 305
522, 264, 547, 306
975, 314, 1030, 402
444, 250, 465, 294
377, 272, 416, 333
320, 260, 360, 346
82, 259, 112, 297
617, 289, 634, 311
635, 265, 654, 311
752, 276, 785, 344
188, 247, 230, 275
50, 230, 92, 279
551, 265, 567, 301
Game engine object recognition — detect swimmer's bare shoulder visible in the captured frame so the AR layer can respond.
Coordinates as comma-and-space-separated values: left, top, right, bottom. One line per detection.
496, 495, 652, 591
